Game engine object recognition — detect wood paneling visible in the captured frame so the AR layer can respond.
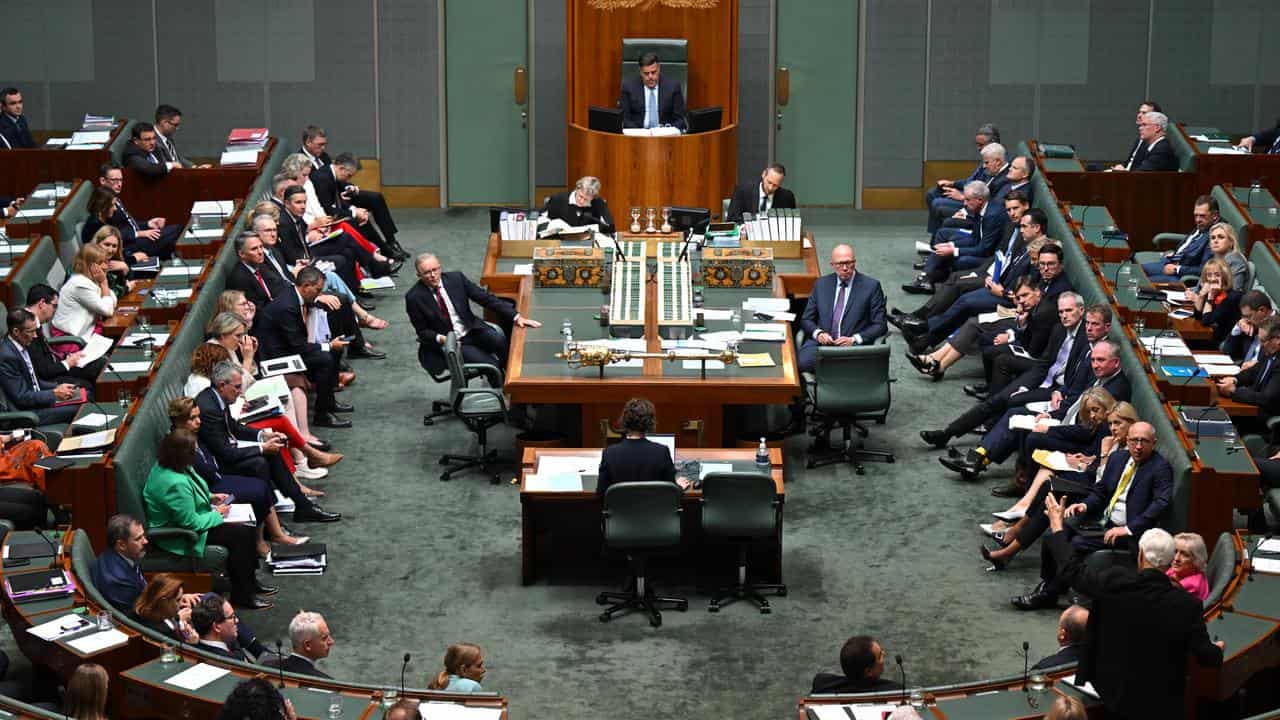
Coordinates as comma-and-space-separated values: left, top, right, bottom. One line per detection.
862, 187, 923, 209
382, 186, 441, 208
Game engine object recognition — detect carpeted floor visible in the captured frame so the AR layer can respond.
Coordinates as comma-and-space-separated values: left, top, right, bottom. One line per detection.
3, 208, 1062, 719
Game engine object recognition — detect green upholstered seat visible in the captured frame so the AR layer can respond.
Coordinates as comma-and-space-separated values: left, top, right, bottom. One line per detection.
53, 180, 91, 270
1203, 531, 1237, 609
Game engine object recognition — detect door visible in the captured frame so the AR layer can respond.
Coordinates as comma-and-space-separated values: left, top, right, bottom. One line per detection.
444, 0, 529, 205
774, 0, 858, 205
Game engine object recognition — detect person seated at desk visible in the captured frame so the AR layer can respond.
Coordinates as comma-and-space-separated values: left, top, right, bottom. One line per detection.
283, 153, 400, 276
1236, 118, 1280, 154
130, 572, 198, 644
1205, 222, 1249, 292
1216, 316, 1280, 419
620, 52, 686, 131
0, 88, 35, 149
1140, 195, 1218, 283
1032, 605, 1089, 670
273, 182, 393, 298
0, 308, 85, 426
220, 678, 297, 720
63, 664, 108, 720
1225, 290, 1273, 367
406, 252, 540, 382
86, 226, 138, 298
797, 243, 886, 374
23, 283, 106, 387
543, 176, 615, 233
1168, 532, 1210, 602
48, 244, 116, 355
1110, 111, 1176, 171
923, 142, 1009, 236
261, 611, 334, 679
1011, 421, 1172, 611
810, 634, 900, 694
153, 104, 212, 169
190, 594, 254, 656
596, 398, 690, 496
726, 163, 797, 223
1187, 258, 1242, 345
122, 122, 181, 177
924, 123, 1000, 235
427, 642, 488, 693
90, 514, 149, 612
1116, 101, 1160, 170
96, 161, 180, 259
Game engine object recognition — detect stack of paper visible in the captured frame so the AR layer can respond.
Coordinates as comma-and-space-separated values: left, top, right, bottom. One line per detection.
164, 663, 231, 690
81, 114, 115, 129
222, 504, 257, 524
120, 332, 170, 349
219, 149, 260, 167
740, 322, 786, 342
1009, 415, 1060, 431
1140, 335, 1192, 356
191, 200, 235, 217
69, 130, 110, 145
79, 334, 116, 364
499, 212, 538, 241
743, 297, 790, 313
537, 217, 595, 239
266, 542, 327, 575
740, 209, 801, 241
66, 628, 129, 654
225, 128, 269, 149
27, 613, 92, 641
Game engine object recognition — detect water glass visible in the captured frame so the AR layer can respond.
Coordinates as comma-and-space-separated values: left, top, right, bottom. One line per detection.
160, 642, 179, 663
96, 611, 112, 631
1224, 426, 1240, 451
730, 309, 742, 331
117, 390, 133, 411
1132, 317, 1145, 336
1028, 673, 1048, 693
909, 688, 926, 710
381, 688, 398, 707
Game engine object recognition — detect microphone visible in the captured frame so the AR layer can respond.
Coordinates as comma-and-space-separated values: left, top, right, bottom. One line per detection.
400, 652, 411, 697
676, 226, 695, 265
276, 639, 287, 688
613, 234, 629, 263
895, 654, 906, 706
1021, 640, 1030, 692
32, 525, 58, 558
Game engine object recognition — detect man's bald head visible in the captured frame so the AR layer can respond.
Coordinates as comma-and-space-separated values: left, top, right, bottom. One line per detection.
830, 244, 856, 281
1127, 421, 1157, 462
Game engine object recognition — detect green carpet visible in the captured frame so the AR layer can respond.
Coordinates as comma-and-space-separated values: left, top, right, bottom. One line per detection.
3, 208, 1062, 718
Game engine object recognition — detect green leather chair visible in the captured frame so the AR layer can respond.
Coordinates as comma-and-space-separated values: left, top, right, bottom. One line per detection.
438, 332, 506, 483
421, 322, 504, 427
621, 38, 688, 101
69, 528, 117, 613
807, 345, 895, 474
1203, 531, 1237, 609
701, 472, 786, 614
596, 481, 688, 627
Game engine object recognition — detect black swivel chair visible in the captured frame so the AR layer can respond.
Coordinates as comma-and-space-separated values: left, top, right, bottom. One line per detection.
807, 344, 895, 474
596, 481, 688, 627
438, 332, 508, 483
701, 472, 786, 613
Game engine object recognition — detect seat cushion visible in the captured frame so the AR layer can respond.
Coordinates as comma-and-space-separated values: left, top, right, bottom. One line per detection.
460, 393, 503, 415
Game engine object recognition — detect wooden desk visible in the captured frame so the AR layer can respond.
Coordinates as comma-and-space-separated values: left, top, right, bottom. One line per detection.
120, 138, 278, 225
566, 124, 736, 221
1178, 124, 1280, 206
519, 447, 783, 585
1220, 183, 1280, 250
798, 676, 1103, 720
0, 124, 126, 198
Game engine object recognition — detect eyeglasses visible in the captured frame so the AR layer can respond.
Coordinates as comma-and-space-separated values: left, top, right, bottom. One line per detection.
418, 267, 442, 275
831, 260, 855, 267
1127, 437, 1154, 445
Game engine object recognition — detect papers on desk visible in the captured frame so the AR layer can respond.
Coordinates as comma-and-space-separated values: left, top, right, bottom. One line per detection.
683, 359, 724, 370
222, 503, 257, 524
0, 244, 31, 255
538, 218, 596, 238
1252, 556, 1280, 574
70, 130, 110, 145
419, 702, 504, 720
699, 308, 734, 321
1032, 449, 1078, 472
45, 137, 71, 146
78, 334, 115, 365
1202, 364, 1241, 376
1009, 415, 1060, 431
191, 200, 234, 216
1208, 146, 1249, 154
120, 332, 169, 349
1140, 335, 1192, 356
219, 149, 260, 166
0, 268, 10, 279
73, 413, 118, 429
512, 263, 533, 276
621, 126, 681, 137
1193, 353, 1234, 365
523, 473, 583, 492
57, 428, 116, 454
66, 628, 129, 655
698, 330, 742, 348
106, 361, 153, 374
160, 265, 204, 279
698, 462, 733, 479
165, 663, 231, 691
536, 454, 600, 477
188, 227, 225, 239
1164, 289, 1192, 304
27, 613, 92, 641
1256, 537, 1280, 554
65, 144, 104, 151
17, 206, 54, 218
741, 322, 786, 342
743, 297, 790, 313
737, 353, 775, 368
359, 276, 396, 290
166, 288, 194, 300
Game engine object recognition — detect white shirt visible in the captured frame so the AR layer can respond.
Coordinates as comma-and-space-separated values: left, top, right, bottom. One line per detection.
51, 274, 116, 338
433, 282, 469, 339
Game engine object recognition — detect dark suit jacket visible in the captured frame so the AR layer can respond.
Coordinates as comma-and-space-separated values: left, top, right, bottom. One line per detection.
263, 654, 332, 679
809, 674, 902, 694
0, 337, 59, 410
619, 76, 686, 130
1054, 370, 1132, 422
109, 199, 144, 247
155, 132, 191, 168
195, 386, 263, 468
1232, 352, 1280, 416
941, 201, 1008, 259
1034, 321, 1090, 380
543, 191, 615, 234
984, 163, 1011, 198
197, 641, 249, 662
406, 273, 517, 374
122, 143, 169, 178
725, 183, 798, 222
800, 272, 887, 344
1134, 136, 1178, 171
254, 289, 322, 361
1038, 273, 1072, 305
1080, 450, 1172, 538
1016, 297, 1060, 360
90, 549, 146, 612
1223, 326, 1261, 365
275, 208, 313, 266
1048, 527, 1221, 718
994, 178, 1033, 205
1030, 644, 1083, 671
1197, 290, 1243, 346
1122, 136, 1145, 169
0, 114, 35, 149
1164, 228, 1213, 274
227, 260, 290, 310
596, 437, 676, 497
309, 165, 350, 219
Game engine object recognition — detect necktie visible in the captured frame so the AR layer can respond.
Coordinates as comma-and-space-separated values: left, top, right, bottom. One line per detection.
645, 87, 657, 129
1041, 333, 1074, 388
224, 407, 236, 444
1104, 459, 1137, 519
1171, 231, 1199, 259
0, 133, 10, 150
148, 152, 158, 165
18, 346, 38, 391
1246, 337, 1261, 364
1270, 136, 1280, 154
759, 194, 769, 213
1256, 357, 1274, 389
1125, 138, 1141, 170
116, 200, 139, 231
254, 269, 271, 300
197, 446, 221, 480
434, 286, 450, 318
831, 281, 848, 336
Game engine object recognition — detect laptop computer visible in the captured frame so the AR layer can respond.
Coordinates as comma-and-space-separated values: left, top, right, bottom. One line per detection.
588, 106, 623, 133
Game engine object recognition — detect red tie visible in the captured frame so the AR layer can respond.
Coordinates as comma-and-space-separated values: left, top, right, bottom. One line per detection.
255, 269, 271, 300
434, 286, 449, 318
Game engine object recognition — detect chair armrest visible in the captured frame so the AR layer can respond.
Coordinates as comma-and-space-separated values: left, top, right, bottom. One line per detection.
1151, 232, 1185, 249
463, 362, 504, 388
0, 411, 41, 430
145, 526, 199, 544
453, 387, 507, 415
1266, 416, 1280, 434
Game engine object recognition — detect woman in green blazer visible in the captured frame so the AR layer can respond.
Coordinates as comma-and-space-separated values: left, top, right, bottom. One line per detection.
143, 429, 274, 610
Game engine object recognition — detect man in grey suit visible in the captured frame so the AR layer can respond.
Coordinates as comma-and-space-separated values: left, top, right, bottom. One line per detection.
0, 309, 81, 425
797, 244, 887, 374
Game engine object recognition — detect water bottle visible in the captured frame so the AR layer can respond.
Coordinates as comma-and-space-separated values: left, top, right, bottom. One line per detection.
327, 695, 343, 719
561, 318, 573, 354
755, 437, 770, 471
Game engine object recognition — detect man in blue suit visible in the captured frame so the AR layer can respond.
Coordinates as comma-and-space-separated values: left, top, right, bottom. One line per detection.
90, 514, 149, 612
797, 244, 887, 374
619, 53, 686, 131
0, 309, 82, 426
1013, 421, 1172, 610
1141, 195, 1219, 283
0, 88, 35, 149
924, 123, 1000, 234
907, 181, 1007, 293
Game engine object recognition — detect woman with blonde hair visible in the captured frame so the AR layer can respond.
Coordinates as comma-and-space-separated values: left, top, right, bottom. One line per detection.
49, 243, 116, 356
1188, 257, 1242, 344
427, 643, 486, 693
1168, 532, 1210, 601
88, 224, 137, 297
1205, 222, 1248, 291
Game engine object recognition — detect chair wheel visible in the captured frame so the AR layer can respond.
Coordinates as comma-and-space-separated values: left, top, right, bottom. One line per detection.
596, 593, 608, 605
708, 604, 719, 613
438, 457, 449, 465
777, 587, 788, 597
424, 418, 434, 426
490, 475, 501, 485
759, 603, 772, 614
598, 613, 611, 623
440, 473, 451, 481
855, 466, 866, 475
649, 613, 662, 627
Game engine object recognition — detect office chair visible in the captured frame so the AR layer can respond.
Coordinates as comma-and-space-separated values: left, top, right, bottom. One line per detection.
701, 472, 786, 613
596, 481, 688, 627
438, 332, 507, 483
421, 323, 505, 426
806, 344, 895, 474
139, 526, 230, 594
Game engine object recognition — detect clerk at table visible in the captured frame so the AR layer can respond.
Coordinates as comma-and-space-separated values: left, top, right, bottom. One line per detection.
544, 176, 615, 234
726, 163, 797, 223
619, 52, 686, 131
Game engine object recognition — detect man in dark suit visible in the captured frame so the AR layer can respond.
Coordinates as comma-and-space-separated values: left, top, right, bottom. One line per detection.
0, 88, 35, 149
810, 635, 901, 694
906, 181, 1007, 293
274, 183, 390, 295
1013, 421, 1174, 611
1031, 605, 1089, 671
192, 595, 251, 660
23, 284, 105, 387
229, 232, 291, 309
725, 163, 797, 223
992, 154, 1033, 205
262, 611, 334, 678
97, 162, 181, 259
122, 122, 180, 178
310, 153, 408, 261
90, 515, 149, 612
1237, 117, 1280, 155
1116, 101, 1160, 170
406, 253, 541, 378
1112, 111, 1176, 171
1142, 195, 1219, 282
195, 362, 340, 522
543, 176, 616, 233
797, 244, 887, 374
152, 104, 211, 169
925, 123, 1000, 234
1217, 316, 1280, 419
619, 52, 686, 131
1039, 493, 1222, 719
301, 126, 404, 258
1224, 291, 1272, 366
0, 309, 82, 425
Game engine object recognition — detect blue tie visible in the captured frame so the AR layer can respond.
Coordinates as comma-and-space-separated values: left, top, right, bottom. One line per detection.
645, 88, 657, 129
1041, 333, 1074, 388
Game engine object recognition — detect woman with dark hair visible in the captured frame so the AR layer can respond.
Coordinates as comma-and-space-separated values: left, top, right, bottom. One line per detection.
80, 186, 118, 249
426, 642, 487, 693
217, 678, 296, 720
142, 429, 274, 609
63, 663, 108, 720
130, 572, 199, 643
595, 397, 690, 497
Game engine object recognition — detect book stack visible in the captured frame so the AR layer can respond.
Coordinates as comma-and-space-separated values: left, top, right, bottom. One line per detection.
221, 128, 269, 166
266, 543, 327, 576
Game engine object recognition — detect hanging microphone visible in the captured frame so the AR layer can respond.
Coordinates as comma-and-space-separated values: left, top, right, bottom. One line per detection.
1022, 640, 1030, 692
400, 652, 411, 697
277, 639, 287, 687
895, 654, 906, 706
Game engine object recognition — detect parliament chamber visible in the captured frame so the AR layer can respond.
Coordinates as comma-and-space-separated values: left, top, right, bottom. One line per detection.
3, 1, 1280, 719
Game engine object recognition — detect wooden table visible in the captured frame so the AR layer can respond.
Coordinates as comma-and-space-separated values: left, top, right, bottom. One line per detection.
519, 446, 783, 585
0, 123, 127, 198
119, 138, 277, 226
